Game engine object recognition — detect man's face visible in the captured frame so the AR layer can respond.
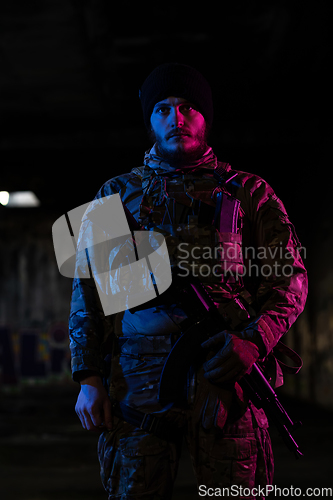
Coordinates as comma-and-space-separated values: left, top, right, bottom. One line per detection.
150, 96, 208, 166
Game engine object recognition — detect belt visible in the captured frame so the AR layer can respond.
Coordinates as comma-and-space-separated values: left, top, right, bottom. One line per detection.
111, 400, 184, 442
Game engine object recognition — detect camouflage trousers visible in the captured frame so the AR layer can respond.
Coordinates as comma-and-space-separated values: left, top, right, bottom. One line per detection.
97, 403, 274, 500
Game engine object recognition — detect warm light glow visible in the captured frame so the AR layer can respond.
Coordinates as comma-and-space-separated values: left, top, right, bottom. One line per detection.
0, 191, 10, 206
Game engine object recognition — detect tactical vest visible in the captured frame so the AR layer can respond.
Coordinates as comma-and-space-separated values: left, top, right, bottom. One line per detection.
131, 162, 254, 330
130, 162, 303, 388
108, 162, 302, 398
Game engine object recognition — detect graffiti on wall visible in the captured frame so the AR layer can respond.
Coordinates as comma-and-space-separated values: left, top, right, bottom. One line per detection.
0, 323, 70, 385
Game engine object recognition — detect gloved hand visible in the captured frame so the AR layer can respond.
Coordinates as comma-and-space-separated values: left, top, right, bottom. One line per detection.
201, 331, 260, 385
192, 366, 234, 430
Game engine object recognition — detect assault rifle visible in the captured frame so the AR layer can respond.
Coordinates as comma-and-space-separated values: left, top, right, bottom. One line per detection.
158, 273, 303, 459
120, 200, 303, 458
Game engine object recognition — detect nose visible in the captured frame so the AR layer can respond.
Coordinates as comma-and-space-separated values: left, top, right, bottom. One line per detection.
170, 106, 184, 128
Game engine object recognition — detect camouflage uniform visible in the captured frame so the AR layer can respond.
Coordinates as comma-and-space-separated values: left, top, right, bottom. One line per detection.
69, 146, 307, 499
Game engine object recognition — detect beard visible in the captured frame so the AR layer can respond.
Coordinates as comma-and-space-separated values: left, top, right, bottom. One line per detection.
149, 124, 210, 167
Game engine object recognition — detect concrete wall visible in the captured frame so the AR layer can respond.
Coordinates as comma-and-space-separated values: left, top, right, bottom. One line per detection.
0, 208, 72, 385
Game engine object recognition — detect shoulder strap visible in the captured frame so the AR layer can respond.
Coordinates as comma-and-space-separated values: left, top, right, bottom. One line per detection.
214, 192, 240, 233
213, 163, 240, 234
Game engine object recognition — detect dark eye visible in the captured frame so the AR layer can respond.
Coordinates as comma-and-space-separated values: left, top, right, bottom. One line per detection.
155, 106, 169, 114
181, 104, 196, 113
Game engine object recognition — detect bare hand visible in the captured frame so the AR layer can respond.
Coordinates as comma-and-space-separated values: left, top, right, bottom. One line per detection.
75, 375, 113, 432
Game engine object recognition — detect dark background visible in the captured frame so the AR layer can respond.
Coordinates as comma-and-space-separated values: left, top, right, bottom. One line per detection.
0, 1, 332, 499
0, 1, 330, 220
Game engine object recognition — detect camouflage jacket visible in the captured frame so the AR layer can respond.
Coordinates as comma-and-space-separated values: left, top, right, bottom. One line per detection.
69, 145, 308, 385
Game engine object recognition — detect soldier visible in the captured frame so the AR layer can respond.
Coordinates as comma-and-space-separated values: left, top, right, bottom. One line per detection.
70, 63, 307, 499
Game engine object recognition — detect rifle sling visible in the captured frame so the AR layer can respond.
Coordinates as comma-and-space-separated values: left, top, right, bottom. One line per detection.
273, 340, 303, 374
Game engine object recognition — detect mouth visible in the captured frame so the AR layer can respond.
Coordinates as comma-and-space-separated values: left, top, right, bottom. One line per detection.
168, 133, 190, 140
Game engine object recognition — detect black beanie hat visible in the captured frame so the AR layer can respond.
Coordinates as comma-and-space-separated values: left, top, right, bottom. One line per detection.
139, 63, 213, 129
